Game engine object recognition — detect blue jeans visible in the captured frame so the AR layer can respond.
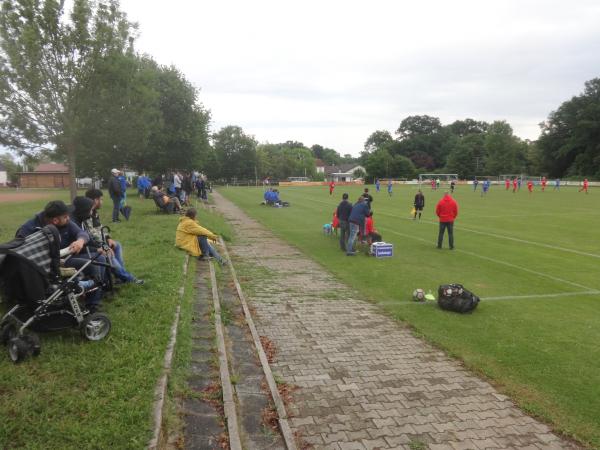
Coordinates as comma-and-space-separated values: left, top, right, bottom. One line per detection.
109, 241, 136, 282
65, 255, 106, 307
198, 236, 223, 262
437, 222, 454, 249
346, 222, 360, 254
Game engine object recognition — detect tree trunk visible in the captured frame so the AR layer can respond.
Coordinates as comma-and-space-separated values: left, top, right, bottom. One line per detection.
66, 141, 78, 200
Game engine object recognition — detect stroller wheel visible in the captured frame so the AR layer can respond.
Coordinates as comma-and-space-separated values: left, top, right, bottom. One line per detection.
8, 337, 29, 363
1, 323, 17, 346
81, 313, 111, 341
23, 333, 41, 357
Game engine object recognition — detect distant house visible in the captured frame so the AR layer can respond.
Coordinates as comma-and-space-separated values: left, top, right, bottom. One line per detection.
19, 163, 71, 188
324, 164, 366, 182
314, 159, 326, 174
0, 162, 7, 186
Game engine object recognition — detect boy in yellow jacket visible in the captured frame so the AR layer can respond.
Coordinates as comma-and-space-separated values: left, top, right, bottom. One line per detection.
175, 208, 227, 265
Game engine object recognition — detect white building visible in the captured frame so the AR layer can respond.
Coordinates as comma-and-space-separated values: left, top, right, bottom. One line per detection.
0, 162, 8, 186
324, 164, 366, 182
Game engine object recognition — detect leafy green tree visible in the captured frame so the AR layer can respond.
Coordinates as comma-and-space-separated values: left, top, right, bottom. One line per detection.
75, 53, 160, 177
446, 118, 488, 137
364, 130, 393, 153
212, 126, 257, 181
396, 115, 442, 140
0, 152, 21, 183
390, 154, 417, 179
145, 63, 211, 173
483, 121, 527, 175
538, 78, 600, 177
352, 168, 366, 179
0, 0, 136, 198
364, 148, 393, 179
310, 144, 341, 165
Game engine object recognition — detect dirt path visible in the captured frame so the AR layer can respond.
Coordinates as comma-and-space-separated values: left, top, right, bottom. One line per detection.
212, 190, 579, 450
0, 190, 53, 203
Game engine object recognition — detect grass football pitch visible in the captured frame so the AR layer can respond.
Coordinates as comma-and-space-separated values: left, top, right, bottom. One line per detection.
220, 183, 600, 447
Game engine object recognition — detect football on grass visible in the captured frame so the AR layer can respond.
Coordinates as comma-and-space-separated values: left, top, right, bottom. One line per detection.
413, 288, 425, 302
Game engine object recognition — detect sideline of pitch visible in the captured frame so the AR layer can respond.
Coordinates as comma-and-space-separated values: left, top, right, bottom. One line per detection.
379, 290, 600, 306
290, 193, 600, 260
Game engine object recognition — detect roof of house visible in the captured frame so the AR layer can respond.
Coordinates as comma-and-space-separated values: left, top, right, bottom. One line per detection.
34, 163, 69, 173
314, 159, 326, 167
324, 163, 363, 175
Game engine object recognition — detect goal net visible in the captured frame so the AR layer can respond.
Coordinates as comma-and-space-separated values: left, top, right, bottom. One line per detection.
418, 174, 458, 188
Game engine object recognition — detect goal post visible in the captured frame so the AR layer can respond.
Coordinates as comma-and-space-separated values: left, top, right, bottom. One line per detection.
418, 173, 458, 188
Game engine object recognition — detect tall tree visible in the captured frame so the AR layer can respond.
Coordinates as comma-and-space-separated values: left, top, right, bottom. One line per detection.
395, 115, 442, 140
212, 126, 257, 182
364, 130, 393, 153
538, 78, 600, 177
0, 0, 136, 198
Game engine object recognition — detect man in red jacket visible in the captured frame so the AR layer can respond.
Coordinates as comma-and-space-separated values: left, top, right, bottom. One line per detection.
435, 192, 459, 249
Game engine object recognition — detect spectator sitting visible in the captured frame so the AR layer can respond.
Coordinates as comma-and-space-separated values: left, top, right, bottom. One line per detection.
263, 188, 289, 207
175, 208, 227, 265
363, 212, 382, 245
16, 200, 104, 312
151, 186, 182, 213
80, 191, 144, 285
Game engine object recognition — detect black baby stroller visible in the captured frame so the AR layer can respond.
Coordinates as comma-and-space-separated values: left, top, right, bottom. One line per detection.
0, 225, 111, 363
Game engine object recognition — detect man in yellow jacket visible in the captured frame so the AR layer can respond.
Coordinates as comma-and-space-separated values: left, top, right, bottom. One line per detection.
175, 208, 227, 265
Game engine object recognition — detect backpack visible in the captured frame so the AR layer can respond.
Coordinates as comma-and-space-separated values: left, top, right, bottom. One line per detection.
437, 283, 480, 313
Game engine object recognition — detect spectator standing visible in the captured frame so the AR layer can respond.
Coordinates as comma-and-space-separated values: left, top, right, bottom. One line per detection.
173, 172, 182, 197
336, 193, 353, 252
435, 192, 458, 250
346, 197, 370, 256
107, 168, 122, 223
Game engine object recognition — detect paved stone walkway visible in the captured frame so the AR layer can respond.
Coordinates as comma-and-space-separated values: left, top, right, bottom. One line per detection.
212, 191, 579, 450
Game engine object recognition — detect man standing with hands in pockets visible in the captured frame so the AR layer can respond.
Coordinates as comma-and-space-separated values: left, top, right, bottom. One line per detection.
435, 192, 458, 250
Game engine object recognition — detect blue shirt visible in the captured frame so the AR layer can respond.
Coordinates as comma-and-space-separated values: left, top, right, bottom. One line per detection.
348, 201, 370, 232
17, 213, 89, 249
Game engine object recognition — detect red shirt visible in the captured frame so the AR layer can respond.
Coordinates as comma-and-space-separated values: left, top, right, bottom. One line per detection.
435, 194, 458, 222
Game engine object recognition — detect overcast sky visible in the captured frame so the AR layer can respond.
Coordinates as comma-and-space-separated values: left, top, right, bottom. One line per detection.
119, 0, 599, 155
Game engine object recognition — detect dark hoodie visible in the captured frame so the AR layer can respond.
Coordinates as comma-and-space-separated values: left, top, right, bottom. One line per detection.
69, 197, 100, 249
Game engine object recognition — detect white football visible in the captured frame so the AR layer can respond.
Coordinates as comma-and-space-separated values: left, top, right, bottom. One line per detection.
413, 288, 425, 302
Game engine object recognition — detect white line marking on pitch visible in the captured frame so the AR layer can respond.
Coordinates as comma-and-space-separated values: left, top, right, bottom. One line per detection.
377, 291, 600, 306
379, 226, 598, 292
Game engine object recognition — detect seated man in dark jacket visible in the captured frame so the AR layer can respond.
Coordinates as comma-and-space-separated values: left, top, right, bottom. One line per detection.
16, 200, 104, 311
71, 195, 143, 285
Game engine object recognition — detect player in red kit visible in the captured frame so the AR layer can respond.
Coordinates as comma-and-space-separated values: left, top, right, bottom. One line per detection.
512, 178, 518, 193
541, 176, 547, 191
527, 180, 533, 193
505, 179, 510, 190
329, 181, 335, 195
579, 178, 589, 194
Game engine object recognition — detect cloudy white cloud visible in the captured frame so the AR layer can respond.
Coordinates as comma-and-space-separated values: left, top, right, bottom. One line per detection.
120, 0, 600, 155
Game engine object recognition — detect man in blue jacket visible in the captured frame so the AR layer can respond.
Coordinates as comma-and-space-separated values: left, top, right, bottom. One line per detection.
346, 196, 370, 256
17, 200, 105, 311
